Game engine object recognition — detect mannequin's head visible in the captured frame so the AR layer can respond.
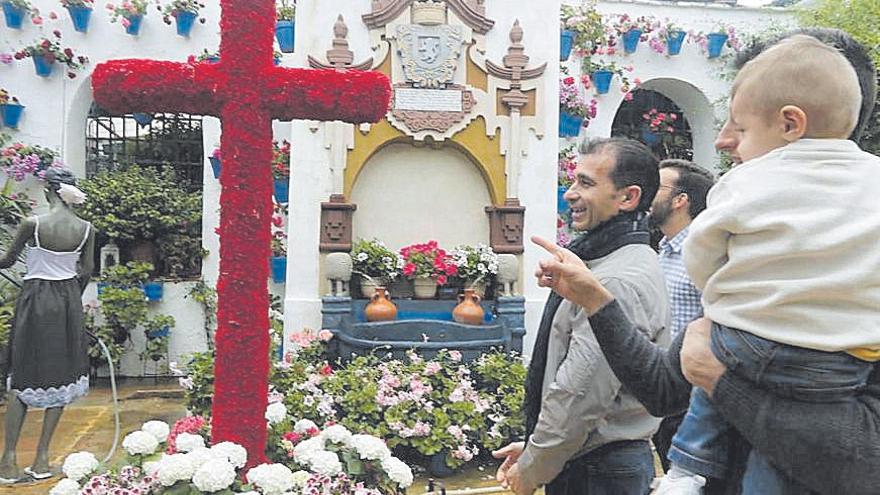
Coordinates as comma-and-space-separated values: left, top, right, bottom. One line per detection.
43, 168, 78, 205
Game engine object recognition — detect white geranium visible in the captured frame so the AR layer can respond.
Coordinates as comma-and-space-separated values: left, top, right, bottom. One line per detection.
49, 478, 80, 495
320, 424, 352, 445
192, 459, 237, 492
143, 460, 162, 476
349, 434, 391, 461
381, 456, 414, 488
175, 432, 206, 453
291, 470, 311, 489
122, 430, 159, 456
265, 402, 288, 425
210, 441, 248, 469
292, 436, 325, 464
156, 453, 196, 487
247, 463, 296, 495
141, 420, 170, 443
307, 450, 342, 476
293, 418, 318, 434
61, 451, 99, 482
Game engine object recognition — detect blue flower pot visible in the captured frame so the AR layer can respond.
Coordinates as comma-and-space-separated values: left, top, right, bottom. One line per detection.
270, 256, 287, 283
147, 325, 170, 339
275, 20, 295, 53
707, 33, 728, 59
560, 30, 575, 61
2, 2, 25, 29
97, 281, 108, 296
209, 156, 221, 179
622, 29, 642, 54
132, 112, 153, 126
32, 56, 54, 77
143, 281, 163, 301
557, 185, 569, 213
592, 70, 613, 94
175, 10, 196, 37
205, 56, 220, 64
67, 6, 92, 33
429, 452, 455, 478
1, 103, 24, 128
559, 111, 583, 138
667, 30, 686, 56
641, 128, 660, 145
125, 14, 143, 35
274, 178, 289, 203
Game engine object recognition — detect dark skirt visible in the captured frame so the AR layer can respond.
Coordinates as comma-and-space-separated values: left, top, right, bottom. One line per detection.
7, 278, 89, 408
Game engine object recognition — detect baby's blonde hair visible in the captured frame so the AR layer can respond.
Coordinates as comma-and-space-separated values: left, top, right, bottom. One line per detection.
732, 34, 861, 138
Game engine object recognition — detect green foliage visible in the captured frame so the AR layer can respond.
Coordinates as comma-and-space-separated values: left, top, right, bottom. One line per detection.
560, 2, 605, 53
276, 0, 295, 20
181, 349, 215, 418
351, 238, 402, 282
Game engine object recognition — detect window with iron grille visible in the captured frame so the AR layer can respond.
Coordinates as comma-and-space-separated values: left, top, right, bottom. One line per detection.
611, 89, 694, 161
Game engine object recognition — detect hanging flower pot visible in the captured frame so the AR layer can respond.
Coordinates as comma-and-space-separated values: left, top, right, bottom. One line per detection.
142, 281, 164, 301
132, 112, 153, 126
1, 1, 25, 29
174, 10, 197, 37
557, 185, 569, 213
146, 325, 170, 338
273, 178, 289, 203
591, 70, 613, 94
707, 33, 729, 59
124, 14, 143, 35
622, 29, 642, 54
560, 30, 575, 61
641, 128, 660, 146
96, 281, 108, 296
67, 5, 92, 33
275, 20, 295, 53
209, 156, 221, 179
667, 30, 686, 56
1, 102, 24, 129
32, 56, 55, 77
558, 111, 583, 138
270, 256, 287, 283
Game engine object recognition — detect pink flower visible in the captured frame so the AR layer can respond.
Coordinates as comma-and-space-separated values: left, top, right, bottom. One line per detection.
424, 362, 442, 376
121, 17, 131, 28
449, 350, 462, 362
32, 16, 43, 25
624, 92, 634, 102
318, 329, 333, 342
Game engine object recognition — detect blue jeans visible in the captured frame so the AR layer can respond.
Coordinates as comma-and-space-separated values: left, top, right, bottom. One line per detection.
668, 324, 873, 492
546, 440, 654, 495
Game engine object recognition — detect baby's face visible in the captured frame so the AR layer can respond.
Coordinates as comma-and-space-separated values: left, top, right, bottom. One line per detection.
729, 92, 790, 164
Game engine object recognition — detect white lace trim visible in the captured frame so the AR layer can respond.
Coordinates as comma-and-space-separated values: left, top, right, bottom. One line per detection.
9, 375, 89, 408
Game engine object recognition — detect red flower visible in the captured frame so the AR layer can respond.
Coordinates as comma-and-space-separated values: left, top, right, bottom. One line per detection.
436, 274, 447, 285
403, 263, 416, 277
282, 431, 302, 443
319, 364, 333, 376
563, 76, 575, 86
64, 48, 74, 58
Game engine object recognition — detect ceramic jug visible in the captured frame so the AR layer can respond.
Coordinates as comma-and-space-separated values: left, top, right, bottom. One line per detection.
452, 288, 484, 325
365, 287, 397, 322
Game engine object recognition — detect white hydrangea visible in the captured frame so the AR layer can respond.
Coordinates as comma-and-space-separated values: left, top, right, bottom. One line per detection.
143, 460, 162, 476
61, 451, 99, 482
186, 447, 219, 469
141, 420, 171, 443
349, 434, 391, 461
292, 436, 325, 464
307, 450, 342, 476
293, 419, 318, 434
265, 402, 288, 425
237, 492, 260, 495
381, 456, 414, 488
192, 459, 237, 492
291, 470, 311, 489
320, 424, 352, 446
175, 432, 206, 453
156, 453, 196, 487
246, 463, 296, 495
49, 478, 80, 495
122, 430, 159, 456
210, 441, 248, 469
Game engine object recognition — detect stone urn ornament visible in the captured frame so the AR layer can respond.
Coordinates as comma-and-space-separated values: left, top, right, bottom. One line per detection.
365, 286, 397, 322
452, 288, 484, 325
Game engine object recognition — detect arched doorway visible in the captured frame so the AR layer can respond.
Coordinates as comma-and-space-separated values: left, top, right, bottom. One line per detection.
611, 88, 694, 161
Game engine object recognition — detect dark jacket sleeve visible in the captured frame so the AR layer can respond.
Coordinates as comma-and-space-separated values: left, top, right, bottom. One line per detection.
587, 299, 692, 417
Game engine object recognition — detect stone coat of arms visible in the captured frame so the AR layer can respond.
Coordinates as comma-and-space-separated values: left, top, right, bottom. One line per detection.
396, 24, 463, 88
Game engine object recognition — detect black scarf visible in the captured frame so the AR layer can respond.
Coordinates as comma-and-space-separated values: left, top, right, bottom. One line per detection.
523, 211, 651, 439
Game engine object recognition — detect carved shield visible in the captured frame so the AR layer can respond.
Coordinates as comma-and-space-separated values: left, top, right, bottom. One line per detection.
396, 24, 464, 88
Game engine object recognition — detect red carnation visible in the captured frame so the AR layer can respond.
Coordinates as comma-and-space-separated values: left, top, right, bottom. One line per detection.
64, 48, 74, 58
563, 76, 575, 85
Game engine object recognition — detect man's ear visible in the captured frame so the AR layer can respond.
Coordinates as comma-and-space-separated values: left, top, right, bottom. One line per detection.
780, 105, 807, 142
672, 191, 689, 211
619, 185, 642, 212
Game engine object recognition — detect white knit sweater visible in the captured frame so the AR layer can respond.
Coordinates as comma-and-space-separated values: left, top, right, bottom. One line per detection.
684, 139, 880, 351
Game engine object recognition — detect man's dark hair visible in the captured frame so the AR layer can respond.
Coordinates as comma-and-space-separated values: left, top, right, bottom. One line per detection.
735, 28, 876, 141
579, 137, 659, 213
659, 159, 715, 219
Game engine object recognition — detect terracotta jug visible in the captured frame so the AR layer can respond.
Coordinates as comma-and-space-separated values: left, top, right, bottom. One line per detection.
365, 287, 397, 322
453, 289, 484, 325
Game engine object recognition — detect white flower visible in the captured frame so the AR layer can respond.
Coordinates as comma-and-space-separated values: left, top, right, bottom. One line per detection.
381, 456, 414, 488
349, 434, 391, 461
186, 447, 219, 469
356, 252, 369, 262
265, 402, 288, 425
192, 459, 237, 492
210, 442, 248, 469
175, 432, 206, 453
144, 459, 162, 475
292, 436, 325, 463
141, 420, 171, 443
57, 183, 87, 205
291, 470, 311, 488
122, 430, 159, 456
320, 424, 352, 445
247, 463, 296, 495
61, 451, 99, 482
307, 450, 342, 476
49, 478, 80, 495
156, 453, 196, 487
293, 418, 318, 434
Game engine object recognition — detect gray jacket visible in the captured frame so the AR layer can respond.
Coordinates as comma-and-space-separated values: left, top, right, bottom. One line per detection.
518, 244, 671, 488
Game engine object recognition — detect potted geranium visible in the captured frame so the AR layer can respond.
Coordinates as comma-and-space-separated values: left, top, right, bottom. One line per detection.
641, 108, 679, 146
1, 0, 34, 29
60, 0, 94, 32
208, 146, 221, 179
351, 238, 403, 297
610, 13, 654, 54
584, 59, 632, 95
648, 19, 686, 56
275, 0, 295, 53
270, 205, 287, 283
689, 23, 741, 59
157, 0, 205, 37
106, 0, 148, 35
272, 139, 291, 203
559, 3, 604, 61
449, 244, 498, 297
14, 31, 89, 78
0, 89, 24, 129
559, 75, 596, 137
0, 142, 64, 181
400, 240, 456, 299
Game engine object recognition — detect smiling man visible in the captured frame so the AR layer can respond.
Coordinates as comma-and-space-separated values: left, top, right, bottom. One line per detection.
493, 137, 670, 495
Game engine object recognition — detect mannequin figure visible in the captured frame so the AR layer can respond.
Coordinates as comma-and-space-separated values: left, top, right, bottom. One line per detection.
0, 168, 95, 482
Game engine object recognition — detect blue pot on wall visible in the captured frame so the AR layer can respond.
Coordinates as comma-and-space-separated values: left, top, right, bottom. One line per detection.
147, 325, 170, 339
707, 33, 729, 59
67, 6, 92, 33
97, 281, 108, 296
175, 10, 196, 37
270, 256, 287, 283
209, 156, 221, 179
32, 56, 54, 77
560, 30, 575, 61
622, 28, 642, 54
1, 103, 24, 128
125, 14, 143, 35
559, 111, 583, 138
143, 281, 164, 301
666, 30, 686, 56
132, 112, 153, 126
275, 20, 295, 53
2, 2, 25, 29
274, 178, 289, 203
641, 128, 660, 146
592, 70, 613, 94
557, 185, 569, 213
